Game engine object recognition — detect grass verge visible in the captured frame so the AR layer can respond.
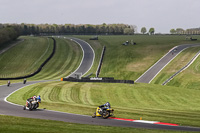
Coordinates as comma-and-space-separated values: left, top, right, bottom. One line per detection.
0, 115, 190, 133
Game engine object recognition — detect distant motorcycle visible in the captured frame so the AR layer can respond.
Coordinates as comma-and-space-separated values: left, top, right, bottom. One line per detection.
23, 96, 41, 111
92, 106, 114, 119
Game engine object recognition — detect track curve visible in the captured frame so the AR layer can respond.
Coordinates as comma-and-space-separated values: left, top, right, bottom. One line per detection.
0, 39, 200, 131
136, 44, 200, 83
66, 38, 95, 78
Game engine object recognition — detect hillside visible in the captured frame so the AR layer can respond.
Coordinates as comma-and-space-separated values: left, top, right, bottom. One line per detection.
77, 35, 200, 82
2, 35, 200, 130
0, 36, 82, 80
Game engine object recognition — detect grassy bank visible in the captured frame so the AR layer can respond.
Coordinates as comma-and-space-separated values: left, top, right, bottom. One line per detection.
0, 36, 53, 78
0, 36, 82, 81
29, 38, 82, 80
167, 54, 200, 89
75, 35, 200, 80
151, 47, 200, 85
7, 81, 200, 127
0, 115, 190, 133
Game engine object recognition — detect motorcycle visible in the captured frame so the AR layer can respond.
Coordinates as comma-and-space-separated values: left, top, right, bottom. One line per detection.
92, 106, 114, 119
23, 98, 41, 111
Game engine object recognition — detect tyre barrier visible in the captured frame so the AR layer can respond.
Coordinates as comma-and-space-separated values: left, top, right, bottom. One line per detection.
0, 37, 56, 80
61, 77, 134, 84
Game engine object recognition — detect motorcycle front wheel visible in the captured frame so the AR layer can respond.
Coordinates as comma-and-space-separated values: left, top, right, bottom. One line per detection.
92, 112, 96, 118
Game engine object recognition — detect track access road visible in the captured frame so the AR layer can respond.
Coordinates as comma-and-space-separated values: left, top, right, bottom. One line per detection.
136, 44, 200, 83
0, 39, 200, 131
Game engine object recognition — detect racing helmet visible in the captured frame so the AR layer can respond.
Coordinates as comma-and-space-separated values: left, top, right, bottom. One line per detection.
105, 102, 110, 107
33, 95, 37, 100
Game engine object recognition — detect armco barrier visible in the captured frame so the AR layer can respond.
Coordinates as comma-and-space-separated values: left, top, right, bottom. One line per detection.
96, 46, 106, 77
0, 37, 56, 80
62, 77, 134, 84
162, 50, 200, 85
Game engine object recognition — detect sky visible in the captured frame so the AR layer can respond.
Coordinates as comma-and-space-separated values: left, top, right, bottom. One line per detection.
0, 0, 200, 33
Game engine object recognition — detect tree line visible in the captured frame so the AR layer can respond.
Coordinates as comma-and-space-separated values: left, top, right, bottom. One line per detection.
0, 25, 21, 46
170, 28, 200, 35
0, 23, 137, 36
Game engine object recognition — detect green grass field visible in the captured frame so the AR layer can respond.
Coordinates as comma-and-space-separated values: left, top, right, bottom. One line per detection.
7, 81, 200, 127
76, 35, 200, 80
1, 115, 190, 133
29, 37, 82, 80
2, 35, 200, 132
0, 36, 82, 82
167, 54, 200, 89
0, 36, 53, 78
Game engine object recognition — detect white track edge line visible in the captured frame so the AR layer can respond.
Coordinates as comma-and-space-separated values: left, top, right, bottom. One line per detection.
135, 46, 178, 82
65, 38, 85, 78
72, 38, 95, 77
148, 47, 187, 83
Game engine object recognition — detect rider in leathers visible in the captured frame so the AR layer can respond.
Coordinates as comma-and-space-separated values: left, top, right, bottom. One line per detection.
98, 102, 111, 114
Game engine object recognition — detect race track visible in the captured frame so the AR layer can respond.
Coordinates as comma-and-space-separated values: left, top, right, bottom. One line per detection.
0, 39, 200, 131
66, 38, 95, 78
136, 44, 200, 83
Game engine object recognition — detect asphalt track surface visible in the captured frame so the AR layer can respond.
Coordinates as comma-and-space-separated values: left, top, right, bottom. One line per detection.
66, 38, 95, 78
136, 44, 200, 83
0, 39, 200, 131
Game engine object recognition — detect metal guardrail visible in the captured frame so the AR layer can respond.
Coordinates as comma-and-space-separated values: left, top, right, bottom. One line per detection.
96, 46, 106, 77
162, 50, 200, 85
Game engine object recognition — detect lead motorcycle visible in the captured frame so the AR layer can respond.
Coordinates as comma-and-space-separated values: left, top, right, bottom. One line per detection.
23, 96, 41, 111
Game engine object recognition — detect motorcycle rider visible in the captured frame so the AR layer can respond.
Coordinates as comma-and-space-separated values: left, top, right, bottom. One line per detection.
97, 102, 111, 115
99, 102, 111, 109
26, 95, 39, 107
37, 95, 41, 102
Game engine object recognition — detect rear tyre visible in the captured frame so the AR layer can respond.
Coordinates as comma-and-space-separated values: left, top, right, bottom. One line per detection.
29, 103, 33, 111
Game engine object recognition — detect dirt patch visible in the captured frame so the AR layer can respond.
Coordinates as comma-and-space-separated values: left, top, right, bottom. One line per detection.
126, 56, 155, 72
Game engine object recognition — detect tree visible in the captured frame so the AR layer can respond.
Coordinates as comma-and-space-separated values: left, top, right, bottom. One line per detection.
123, 28, 134, 35
170, 29, 176, 34
149, 28, 155, 35
141, 27, 147, 34
176, 28, 184, 34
